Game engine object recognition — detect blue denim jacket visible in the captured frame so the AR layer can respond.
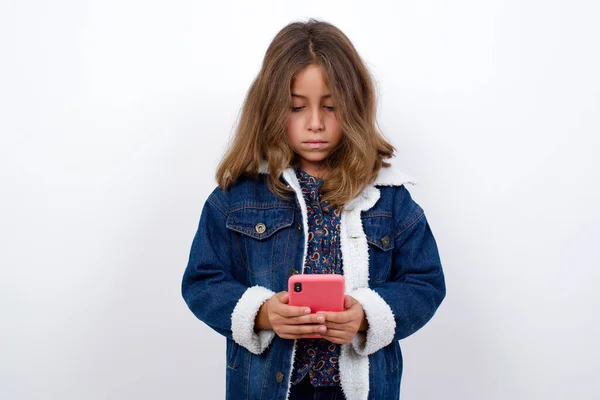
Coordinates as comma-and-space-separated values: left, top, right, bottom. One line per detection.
181, 161, 446, 400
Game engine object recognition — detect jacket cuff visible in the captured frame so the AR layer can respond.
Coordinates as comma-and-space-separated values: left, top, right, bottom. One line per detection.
349, 287, 396, 356
231, 285, 276, 355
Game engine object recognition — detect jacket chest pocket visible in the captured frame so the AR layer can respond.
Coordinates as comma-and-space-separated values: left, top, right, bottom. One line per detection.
362, 213, 395, 283
226, 206, 295, 274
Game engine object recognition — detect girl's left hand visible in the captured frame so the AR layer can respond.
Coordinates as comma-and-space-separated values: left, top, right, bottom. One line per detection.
319, 295, 369, 344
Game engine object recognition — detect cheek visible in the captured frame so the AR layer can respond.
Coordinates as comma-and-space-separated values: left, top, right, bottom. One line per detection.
286, 118, 299, 142
328, 116, 343, 141
325, 112, 339, 126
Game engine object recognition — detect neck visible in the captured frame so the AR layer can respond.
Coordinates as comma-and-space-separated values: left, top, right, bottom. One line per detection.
296, 162, 330, 180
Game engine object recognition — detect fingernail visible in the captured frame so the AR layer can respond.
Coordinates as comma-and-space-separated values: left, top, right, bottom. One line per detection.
319, 326, 326, 333
304, 308, 311, 315
316, 315, 325, 323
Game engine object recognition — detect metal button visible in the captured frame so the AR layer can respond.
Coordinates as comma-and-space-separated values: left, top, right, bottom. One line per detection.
255, 223, 266, 234
381, 236, 390, 247
275, 371, 284, 383
297, 222, 302, 231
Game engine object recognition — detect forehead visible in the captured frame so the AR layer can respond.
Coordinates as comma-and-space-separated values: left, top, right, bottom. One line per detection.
291, 64, 330, 98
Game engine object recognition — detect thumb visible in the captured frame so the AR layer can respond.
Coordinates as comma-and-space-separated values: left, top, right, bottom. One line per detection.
279, 292, 289, 304
344, 295, 353, 309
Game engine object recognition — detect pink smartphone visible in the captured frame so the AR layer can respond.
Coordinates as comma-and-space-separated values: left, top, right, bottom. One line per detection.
288, 274, 345, 313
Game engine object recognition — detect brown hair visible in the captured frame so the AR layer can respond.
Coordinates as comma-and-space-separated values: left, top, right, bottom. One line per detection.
216, 18, 395, 210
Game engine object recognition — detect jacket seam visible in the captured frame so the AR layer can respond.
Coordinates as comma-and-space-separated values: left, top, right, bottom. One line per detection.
362, 210, 393, 218
226, 218, 294, 240
230, 203, 296, 212
232, 232, 250, 270
394, 208, 425, 238
208, 193, 229, 217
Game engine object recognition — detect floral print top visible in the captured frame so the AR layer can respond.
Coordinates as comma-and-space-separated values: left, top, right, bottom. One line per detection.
290, 167, 343, 387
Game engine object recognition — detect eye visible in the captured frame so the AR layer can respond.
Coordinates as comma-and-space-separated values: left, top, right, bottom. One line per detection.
291, 106, 304, 112
324, 106, 335, 111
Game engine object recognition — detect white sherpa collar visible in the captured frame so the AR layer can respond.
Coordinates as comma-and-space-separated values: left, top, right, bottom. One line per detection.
256, 159, 419, 187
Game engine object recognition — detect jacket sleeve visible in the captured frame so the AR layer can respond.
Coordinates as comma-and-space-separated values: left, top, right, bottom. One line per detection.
181, 188, 276, 354
349, 185, 446, 356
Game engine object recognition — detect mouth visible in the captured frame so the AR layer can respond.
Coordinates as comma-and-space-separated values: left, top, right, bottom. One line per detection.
303, 140, 328, 149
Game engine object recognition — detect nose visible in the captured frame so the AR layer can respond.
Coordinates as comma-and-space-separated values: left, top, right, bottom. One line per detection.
307, 107, 325, 132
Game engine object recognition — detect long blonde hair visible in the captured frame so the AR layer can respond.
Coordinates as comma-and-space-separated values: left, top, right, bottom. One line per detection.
216, 18, 395, 210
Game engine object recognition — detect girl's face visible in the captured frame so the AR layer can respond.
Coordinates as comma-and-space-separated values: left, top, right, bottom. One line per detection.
286, 64, 343, 178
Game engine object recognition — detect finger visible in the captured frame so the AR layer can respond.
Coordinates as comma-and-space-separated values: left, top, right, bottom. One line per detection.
279, 323, 327, 336
322, 311, 351, 324
313, 313, 326, 324
300, 333, 323, 339
280, 333, 325, 340
277, 306, 311, 318
321, 333, 349, 345
321, 336, 342, 344
323, 320, 349, 330
280, 314, 323, 325
279, 314, 318, 325
274, 302, 311, 318
320, 327, 348, 340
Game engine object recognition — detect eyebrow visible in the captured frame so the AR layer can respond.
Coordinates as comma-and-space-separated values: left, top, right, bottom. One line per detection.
291, 93, 332, 99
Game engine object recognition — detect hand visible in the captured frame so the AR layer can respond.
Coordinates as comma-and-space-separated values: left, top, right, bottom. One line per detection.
255, 291, 327, 340
319, 295, 369, 345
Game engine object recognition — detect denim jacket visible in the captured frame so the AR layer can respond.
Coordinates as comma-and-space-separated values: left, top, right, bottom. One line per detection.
181, 161, 446, 400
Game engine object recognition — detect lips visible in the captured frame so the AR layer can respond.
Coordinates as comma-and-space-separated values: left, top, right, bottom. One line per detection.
304, 141, 328, 149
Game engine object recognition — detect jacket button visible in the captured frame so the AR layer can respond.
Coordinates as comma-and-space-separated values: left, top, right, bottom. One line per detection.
297, 222, 302, 231
381, 236, 390, 247
275, 371, 284, 383
255, 223, 266, 234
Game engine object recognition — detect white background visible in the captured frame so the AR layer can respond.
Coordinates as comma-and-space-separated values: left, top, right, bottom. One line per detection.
1, 0, 599, 399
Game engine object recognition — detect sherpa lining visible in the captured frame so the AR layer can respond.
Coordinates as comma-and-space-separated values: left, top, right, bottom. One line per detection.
231, 285, 276, 355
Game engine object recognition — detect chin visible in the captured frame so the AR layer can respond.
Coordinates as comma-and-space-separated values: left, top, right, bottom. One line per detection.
302, 154, 330, 162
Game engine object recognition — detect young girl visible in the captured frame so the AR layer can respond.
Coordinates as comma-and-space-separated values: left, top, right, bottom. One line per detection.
181, 19, 446, 400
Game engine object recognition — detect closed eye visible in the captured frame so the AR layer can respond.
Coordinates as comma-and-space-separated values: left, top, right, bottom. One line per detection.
291, 106, 335, 112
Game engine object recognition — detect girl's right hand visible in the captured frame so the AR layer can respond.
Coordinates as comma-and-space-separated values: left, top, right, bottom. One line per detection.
257, 291, 327, 339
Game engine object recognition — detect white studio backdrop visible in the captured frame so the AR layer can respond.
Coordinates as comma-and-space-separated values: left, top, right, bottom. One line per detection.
1, 1, 599, 399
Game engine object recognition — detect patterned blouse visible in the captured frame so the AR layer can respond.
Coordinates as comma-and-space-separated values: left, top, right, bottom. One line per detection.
290, 167, 343, 387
